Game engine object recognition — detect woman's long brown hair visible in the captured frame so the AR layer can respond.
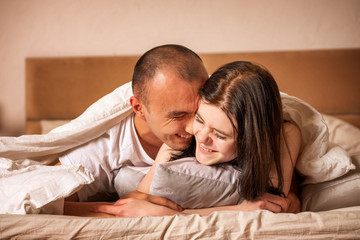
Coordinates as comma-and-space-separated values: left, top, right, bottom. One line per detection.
174, 61, 284, 200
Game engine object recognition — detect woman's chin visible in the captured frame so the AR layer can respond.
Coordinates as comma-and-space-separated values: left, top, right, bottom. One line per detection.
195, 154, 212, 166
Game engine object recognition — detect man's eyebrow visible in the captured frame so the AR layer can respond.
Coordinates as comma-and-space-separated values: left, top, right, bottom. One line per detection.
167, 111, 189, 117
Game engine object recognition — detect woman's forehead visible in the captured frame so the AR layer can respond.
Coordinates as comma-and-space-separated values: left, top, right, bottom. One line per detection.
197, 102, 235, 135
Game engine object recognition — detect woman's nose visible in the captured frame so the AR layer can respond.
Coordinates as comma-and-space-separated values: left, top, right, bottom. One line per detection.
196, 127, 211, 143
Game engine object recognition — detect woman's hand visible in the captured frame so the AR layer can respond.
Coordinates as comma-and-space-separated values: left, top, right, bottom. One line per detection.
137, 143, 180, 193
285, 191, 301, 213
251, 192, 290, 213
154, 143, 181, 163
251, 191, 301, 213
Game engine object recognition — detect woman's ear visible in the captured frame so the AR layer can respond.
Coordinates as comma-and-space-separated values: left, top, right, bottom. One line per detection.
130, 96, 146, 120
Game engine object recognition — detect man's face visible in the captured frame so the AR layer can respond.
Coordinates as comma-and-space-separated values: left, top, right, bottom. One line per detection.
142, 68, 205, 150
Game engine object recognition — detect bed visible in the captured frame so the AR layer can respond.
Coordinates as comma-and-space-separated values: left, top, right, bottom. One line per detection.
1, 48, 360, 239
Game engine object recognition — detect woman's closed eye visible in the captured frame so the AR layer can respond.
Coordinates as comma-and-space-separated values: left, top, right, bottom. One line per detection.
214, 132, 226, 140
195, 114, 227, 140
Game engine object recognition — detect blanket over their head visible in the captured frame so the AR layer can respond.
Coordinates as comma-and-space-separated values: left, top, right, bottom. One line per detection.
0, 81, 355, 214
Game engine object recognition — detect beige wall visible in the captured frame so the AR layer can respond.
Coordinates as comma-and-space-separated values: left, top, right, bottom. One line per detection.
0, 0, 359, 136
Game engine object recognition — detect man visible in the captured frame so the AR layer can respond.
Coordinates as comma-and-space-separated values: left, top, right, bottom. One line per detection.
60, 44, 297, 217
60, 44, 207, 202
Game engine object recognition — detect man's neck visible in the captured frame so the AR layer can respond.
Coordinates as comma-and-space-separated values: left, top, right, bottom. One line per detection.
133, 114, 162, 159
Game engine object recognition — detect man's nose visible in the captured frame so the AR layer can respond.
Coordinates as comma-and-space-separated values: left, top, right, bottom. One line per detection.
185, 117, 194, 134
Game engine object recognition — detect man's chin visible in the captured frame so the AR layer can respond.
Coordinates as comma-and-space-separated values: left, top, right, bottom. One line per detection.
166, 140, 192, 151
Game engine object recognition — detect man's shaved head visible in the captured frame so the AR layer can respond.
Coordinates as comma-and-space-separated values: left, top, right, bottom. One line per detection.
132, 44, 208, 106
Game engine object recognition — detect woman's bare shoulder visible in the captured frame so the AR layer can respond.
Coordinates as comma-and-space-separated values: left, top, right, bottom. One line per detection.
282, 122, 302, 151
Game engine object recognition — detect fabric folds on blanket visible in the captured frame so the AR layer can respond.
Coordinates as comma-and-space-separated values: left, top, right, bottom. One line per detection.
0, 158, 93, 214
0, 81, 133, 160
0, 81, 355, 214
281, 94, 355, 184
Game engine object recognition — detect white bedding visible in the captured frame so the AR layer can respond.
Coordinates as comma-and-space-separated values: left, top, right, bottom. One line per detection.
1, 206, 359, 239
0, 160, 93, 214
0, 81, 355, 214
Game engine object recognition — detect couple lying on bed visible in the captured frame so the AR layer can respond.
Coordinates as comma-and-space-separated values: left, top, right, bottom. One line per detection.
61, 44, 301, 217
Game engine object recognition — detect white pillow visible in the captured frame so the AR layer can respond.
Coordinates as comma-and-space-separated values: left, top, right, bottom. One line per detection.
149, 157, 242, 209
281, 93, 355, 184
323, 114, 360, 159
114, 158, 242, 209
301, 115, 360, 211
301, 157, 360, 212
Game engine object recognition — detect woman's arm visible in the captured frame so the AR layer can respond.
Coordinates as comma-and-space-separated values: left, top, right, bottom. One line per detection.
270, 122, 302, 196
136, 162, 158, 193
137, 143, 178, 193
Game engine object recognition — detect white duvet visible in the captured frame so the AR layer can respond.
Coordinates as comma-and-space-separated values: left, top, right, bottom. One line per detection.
0, 81, 355, 214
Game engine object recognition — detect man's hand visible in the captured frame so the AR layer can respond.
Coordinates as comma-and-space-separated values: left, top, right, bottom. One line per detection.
122, 190, 183, 211
91, 198, 180, 217
64, 201, 115, 217
90, 190, 183, 217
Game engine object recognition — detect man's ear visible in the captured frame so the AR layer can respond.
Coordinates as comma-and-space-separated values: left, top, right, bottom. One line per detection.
130, 96, 146, 120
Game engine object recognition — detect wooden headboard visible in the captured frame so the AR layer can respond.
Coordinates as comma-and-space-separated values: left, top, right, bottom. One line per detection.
26, 49, 360, 134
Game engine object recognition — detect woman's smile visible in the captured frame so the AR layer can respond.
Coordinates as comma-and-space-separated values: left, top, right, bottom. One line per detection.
199, 143, 215, 153
193, 101, 237, 165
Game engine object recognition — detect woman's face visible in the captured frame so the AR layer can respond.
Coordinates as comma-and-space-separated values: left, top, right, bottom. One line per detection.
193, 100, 237, 165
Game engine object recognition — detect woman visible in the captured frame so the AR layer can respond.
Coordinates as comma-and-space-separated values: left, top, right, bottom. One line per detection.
91, 61, 302, 217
